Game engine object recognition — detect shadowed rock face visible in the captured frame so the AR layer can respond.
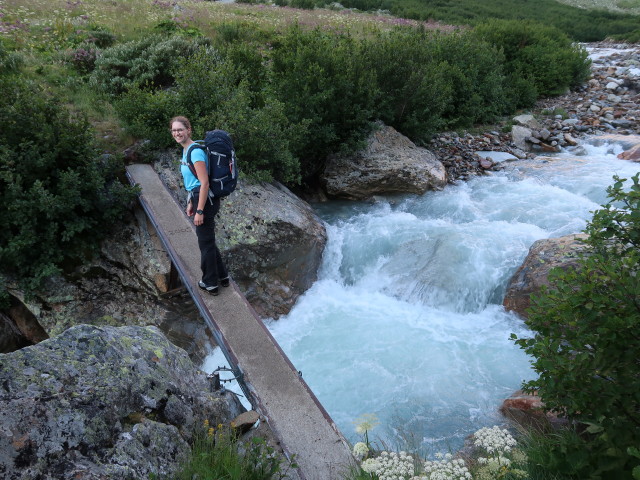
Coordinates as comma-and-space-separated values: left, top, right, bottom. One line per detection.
0, 324, 243, 480
0, 293, 49, 353
321, 124, 447, 200
503, 234, 589, 318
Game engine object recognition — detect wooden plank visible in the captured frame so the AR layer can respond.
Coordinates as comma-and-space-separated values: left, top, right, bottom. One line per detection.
126, 164, 355, 480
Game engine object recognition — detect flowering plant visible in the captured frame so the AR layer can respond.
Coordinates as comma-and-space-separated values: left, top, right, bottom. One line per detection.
353, 413, 379, 448
421, 453, 472, 480
472, 427, 527, 480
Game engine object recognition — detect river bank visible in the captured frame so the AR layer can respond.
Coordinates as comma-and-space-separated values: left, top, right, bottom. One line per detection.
427, 42, 640, 184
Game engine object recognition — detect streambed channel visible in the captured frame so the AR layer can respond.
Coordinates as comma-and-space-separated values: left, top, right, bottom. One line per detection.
258, 140, 638, 454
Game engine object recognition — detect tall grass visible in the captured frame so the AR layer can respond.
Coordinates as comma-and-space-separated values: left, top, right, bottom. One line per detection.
174, 424, 293, 480
319, 0, 640, 41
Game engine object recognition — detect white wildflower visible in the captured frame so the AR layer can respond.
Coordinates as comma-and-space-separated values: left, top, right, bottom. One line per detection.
353, 441, 369, 460
473, 426, 517, 455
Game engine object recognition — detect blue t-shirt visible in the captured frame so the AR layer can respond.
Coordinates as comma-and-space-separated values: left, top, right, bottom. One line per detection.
180, 145, 207, 192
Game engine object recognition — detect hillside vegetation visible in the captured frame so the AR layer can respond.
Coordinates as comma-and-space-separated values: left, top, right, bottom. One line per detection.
274, 0, 640, 42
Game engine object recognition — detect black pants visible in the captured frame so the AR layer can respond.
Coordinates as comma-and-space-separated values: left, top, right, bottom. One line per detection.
192, 192, 228, 286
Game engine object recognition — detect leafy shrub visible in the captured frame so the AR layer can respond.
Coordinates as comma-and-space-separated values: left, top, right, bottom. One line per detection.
90, 35, 210, 96
68, 45, 98, 74
362, 28, 507, 142
0, 39, 22, 74
116, 46, 304, 184
154, 18, 204, 37
270, 26, 379, 179
67, 24, 117, 49
513, 174, 640, 478
0, 77, 136, 293
474, 20, 590, 103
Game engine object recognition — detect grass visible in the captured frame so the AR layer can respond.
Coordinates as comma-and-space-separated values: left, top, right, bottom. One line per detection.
1, 0, 454, 51
557, 0, 640, 14
173, 423, 294, 480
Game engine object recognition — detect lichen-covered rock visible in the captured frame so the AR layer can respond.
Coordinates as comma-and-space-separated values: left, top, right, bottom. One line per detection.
217, 181, 327, 319
503, 234, 589, 318
154, 154, 327, 319
0, 324, 243, 480
321, 124, 446, 200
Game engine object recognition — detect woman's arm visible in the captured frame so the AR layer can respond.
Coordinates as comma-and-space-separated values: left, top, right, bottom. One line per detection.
193, 161, 210, 226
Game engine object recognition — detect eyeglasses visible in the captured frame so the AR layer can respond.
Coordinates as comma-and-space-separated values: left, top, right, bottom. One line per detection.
171, 128, 186, 134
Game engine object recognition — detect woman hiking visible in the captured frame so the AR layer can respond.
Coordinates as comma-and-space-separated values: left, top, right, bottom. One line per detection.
170, 115, 229, 295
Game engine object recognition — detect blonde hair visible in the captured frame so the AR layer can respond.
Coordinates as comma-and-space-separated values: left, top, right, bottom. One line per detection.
169, 115, 191, 130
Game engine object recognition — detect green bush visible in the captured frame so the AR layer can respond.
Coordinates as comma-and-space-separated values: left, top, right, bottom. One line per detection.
474, 20, 590, 102
67, 24, 117, 49
513, 173, 640, 478
360, 28, 451, 142
116, 46, 304, 184
362, 28, 507, 142
270, 26, 379, 179
90, 34, 210, 96
0, 39, 23, 74
0, 76, 136, 293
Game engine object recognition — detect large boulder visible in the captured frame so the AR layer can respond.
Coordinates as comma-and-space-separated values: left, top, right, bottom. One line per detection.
217, 181, 327, 319
155, 155, 327, 319
503, 234, 589, 318
0, 324, 243, 480
321, 125, 446, 200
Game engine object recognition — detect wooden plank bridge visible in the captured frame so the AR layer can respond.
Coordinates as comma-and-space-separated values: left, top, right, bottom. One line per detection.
126, 164, 355, 480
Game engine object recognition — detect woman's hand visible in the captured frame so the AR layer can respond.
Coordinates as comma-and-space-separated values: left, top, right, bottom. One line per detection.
194, 212, 204, 226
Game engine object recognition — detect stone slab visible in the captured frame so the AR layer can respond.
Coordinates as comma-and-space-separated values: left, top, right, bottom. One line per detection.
475, 151, 518, 163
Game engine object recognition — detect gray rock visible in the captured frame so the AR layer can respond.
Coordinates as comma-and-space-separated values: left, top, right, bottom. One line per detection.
539, 128, 551, 141
474, 151, 517, 163
511, 125, 533, 151
322, 124, 446, 200
611, 118, 632, 128
217, 181, 327, 319
513, 114, 541, 129
0, 324, 244, 480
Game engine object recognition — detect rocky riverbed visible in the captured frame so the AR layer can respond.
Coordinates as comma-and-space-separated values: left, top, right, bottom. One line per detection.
428, 42, 640, 182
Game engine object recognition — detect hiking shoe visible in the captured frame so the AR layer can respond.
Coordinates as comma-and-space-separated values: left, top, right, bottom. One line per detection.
220, 276, 230, 288
198, 281, 219, 296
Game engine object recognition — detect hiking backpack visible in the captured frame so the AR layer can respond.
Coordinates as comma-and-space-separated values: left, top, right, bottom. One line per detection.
186, 129, 238, 198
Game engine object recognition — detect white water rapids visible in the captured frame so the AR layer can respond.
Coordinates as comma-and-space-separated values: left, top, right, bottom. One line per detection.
204, 139, 639, 454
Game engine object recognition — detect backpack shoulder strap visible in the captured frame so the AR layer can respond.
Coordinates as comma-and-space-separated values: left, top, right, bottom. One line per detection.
185, 142, 206, 178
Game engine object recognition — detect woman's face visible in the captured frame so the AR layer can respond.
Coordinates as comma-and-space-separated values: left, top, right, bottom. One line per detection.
171, 121, 190, 144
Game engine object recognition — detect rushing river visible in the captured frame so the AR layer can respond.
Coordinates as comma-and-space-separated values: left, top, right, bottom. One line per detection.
204, 138, 639, 454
